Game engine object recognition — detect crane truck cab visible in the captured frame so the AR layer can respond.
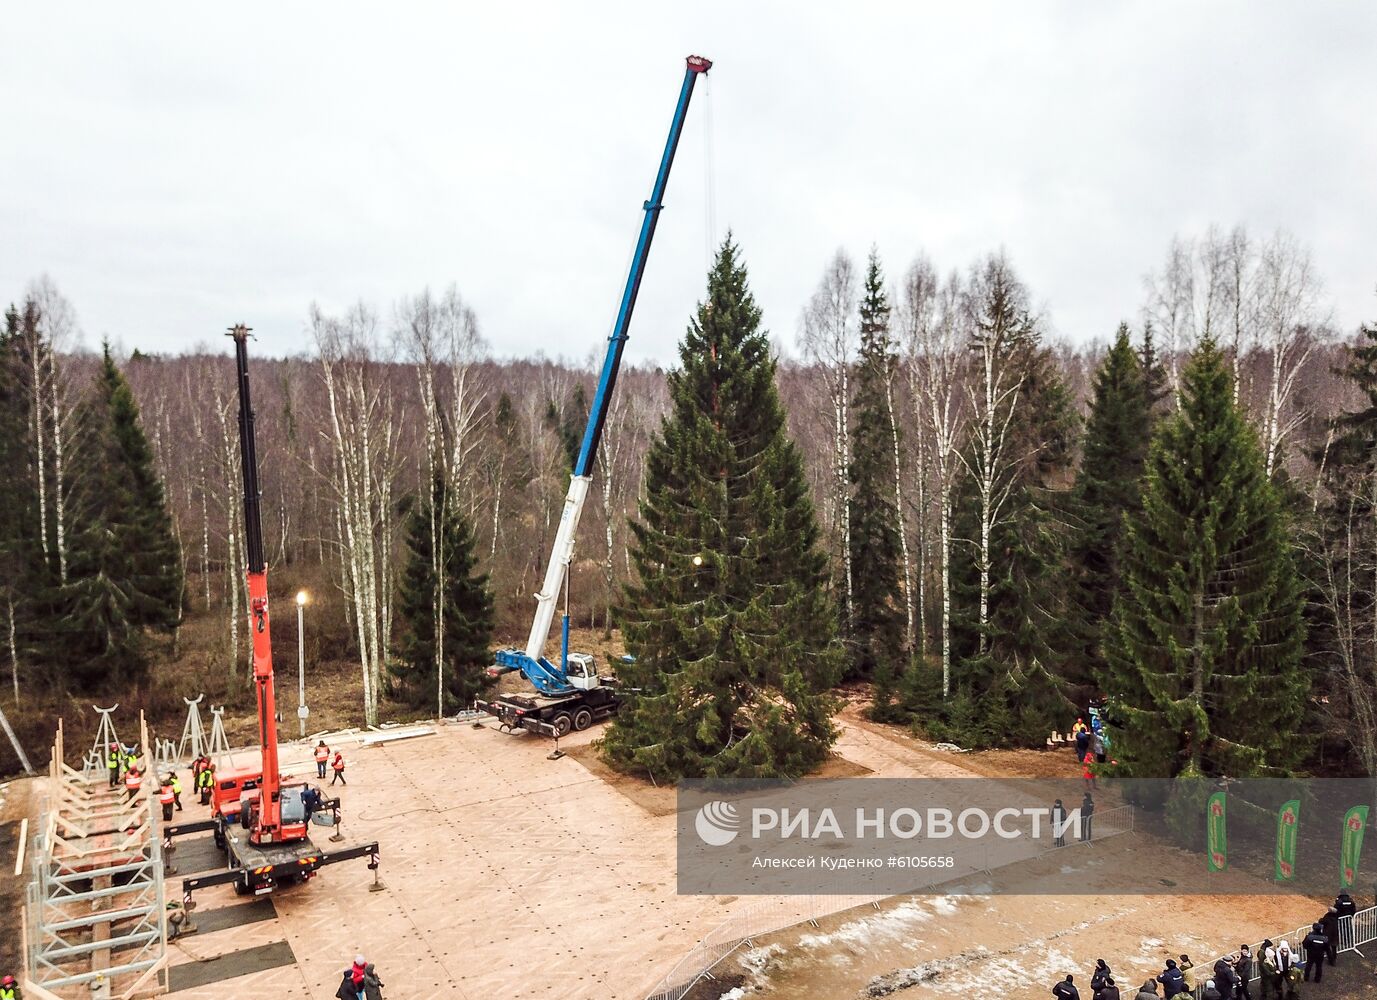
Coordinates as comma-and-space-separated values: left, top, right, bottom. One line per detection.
564, 652, 600, 691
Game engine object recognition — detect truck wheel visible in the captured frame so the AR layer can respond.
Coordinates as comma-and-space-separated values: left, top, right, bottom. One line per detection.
213, 827, 225, 850
573, 708, 593, 732
552, 712, 573, 737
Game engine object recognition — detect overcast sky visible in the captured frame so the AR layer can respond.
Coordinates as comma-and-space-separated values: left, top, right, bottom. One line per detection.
4, 3, 1374, 365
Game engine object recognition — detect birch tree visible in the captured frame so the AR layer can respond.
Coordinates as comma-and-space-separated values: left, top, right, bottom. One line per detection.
313, 303, 403, 727
900, 256, 964, 696
1253, 231, 1327, 476
798, 250, 858, 622
960, 256, 1030, 665
396, 286, 489, 716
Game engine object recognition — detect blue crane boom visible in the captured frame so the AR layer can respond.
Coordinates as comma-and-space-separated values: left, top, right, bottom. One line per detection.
490, 55, 712, 699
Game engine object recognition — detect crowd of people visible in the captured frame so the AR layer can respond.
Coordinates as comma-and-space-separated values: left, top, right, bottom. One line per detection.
1050, 892, 1360, 1000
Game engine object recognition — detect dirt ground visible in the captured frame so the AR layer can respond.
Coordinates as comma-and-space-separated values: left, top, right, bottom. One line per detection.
5, 690, 1342, 999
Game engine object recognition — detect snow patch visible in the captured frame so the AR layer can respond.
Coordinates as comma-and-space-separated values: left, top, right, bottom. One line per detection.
799, 899, 939, 952
737, 943, 784, 979
718, 989, 746, 1000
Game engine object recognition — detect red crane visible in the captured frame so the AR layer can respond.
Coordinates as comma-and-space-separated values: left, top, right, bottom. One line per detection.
231, 324, 286, 844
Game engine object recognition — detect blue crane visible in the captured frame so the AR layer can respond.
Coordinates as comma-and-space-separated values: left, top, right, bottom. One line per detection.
479, 55, 712, 736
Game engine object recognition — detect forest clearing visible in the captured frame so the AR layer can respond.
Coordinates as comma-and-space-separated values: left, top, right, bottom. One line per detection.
5, 6, 1377, 1000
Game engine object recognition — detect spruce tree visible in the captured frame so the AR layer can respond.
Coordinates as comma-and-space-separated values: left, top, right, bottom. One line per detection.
1102, 337, 1307, 778
55, 346, 184, 684
602, 238, 842, 780
1139, 320, 1170, 416
0, 307, 42, 687
849, 250, 904, 682
1066, 324, 1150, 686
392, 470, 495, 712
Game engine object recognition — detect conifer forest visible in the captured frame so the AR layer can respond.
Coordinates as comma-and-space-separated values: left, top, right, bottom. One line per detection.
4, 225, 1376, 785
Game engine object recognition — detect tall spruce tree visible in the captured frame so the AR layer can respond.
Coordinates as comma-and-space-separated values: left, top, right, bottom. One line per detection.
55, 345, 183, 685
392, 470, 495, 712
602, 238, 841, 780
849, 250, 904, 684
1066, 324, 1151, 686
0, 307, 42, 695
1102, 337, 1307, 778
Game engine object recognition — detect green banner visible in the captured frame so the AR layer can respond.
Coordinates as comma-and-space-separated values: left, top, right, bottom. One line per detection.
1207, 791, 1228, 872
1341, 805, 1369, 889
1275, 799, 1300, 881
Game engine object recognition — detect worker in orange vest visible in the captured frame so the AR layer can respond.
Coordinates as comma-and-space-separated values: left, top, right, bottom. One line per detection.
124, 766, 143, 801
314, 740, 330, 779
330, 751, 346, 786
158, 779, 175, 822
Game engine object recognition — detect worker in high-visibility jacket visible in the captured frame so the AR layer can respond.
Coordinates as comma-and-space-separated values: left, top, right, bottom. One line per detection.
124, 767, 143, 801
1, 971, 19, 999
107, 743, 121, 787
330, 751, 346, 786
196, 764, 215, 805
123, 746, 139, 774
313, 740, 330, 779
158, 780, 175, 822
168, 772, 183, 811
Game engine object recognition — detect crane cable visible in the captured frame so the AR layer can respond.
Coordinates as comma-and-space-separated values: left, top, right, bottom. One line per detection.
702, 71, 717, 270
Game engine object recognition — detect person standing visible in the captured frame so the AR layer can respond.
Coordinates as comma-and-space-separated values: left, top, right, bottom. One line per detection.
168, 772, 183, 812
331, 751, 347, 786
1202, 981, 1223, 1000
1, 972, 19, 1000
314, 740, 330, 779
1178, 956, 1195, 996
1094, 977, 1120, 1000
362, 962, 385, 1000
124, 766, 143, 802
1212, 956, 1237, 997
1319, 905, 1339, 966
158, 779, 175, 822
196, 764, 215, 805
1335, 890, 1357, 920
1157, 960, 1185, 999
1053, 799, 1067, 848
1075, 727, 1091, 763
1091, 960, 1112, 994
1081, 793, 1096, 842
107, 743, 122, 788
1274, 942, 1298, 1000
1301, 923, 1327, 982
1091, 729, 1106, 764
1052, 974, 1080, 1000
1135, 980, 1160, 1000
1259, 945, 1280, 1000
1233, 945, 1253, 1000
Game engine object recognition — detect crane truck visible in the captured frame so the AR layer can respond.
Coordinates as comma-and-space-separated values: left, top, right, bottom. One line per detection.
166, 327, 379, 901
475, 54, 712, 738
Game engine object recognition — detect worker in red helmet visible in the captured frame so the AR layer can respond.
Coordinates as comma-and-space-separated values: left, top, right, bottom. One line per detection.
1, 971, 19, 999
330, 751, 346, 786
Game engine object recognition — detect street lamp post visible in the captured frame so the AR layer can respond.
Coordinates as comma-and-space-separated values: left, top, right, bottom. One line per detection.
295, 591, 309, 738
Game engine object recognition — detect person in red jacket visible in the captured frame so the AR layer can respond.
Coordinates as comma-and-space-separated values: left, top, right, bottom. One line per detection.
331, 751, 346, 786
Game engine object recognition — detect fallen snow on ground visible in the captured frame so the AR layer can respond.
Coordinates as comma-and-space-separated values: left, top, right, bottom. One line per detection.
718, 988, 746, 1000
737, 942, 785, 984
866, 906, 1135, 996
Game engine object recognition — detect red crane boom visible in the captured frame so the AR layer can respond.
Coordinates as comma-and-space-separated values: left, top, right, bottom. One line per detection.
230, 324, 284, 844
